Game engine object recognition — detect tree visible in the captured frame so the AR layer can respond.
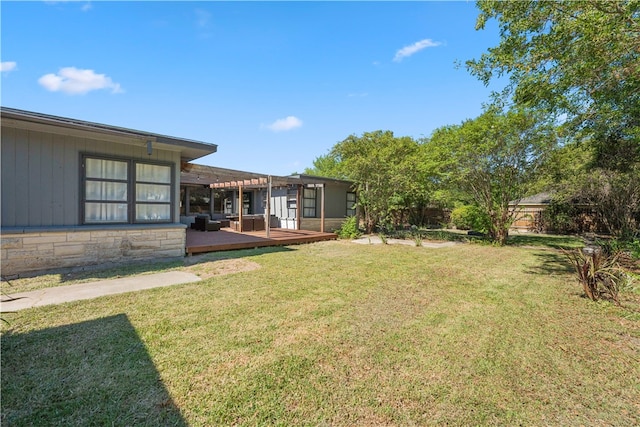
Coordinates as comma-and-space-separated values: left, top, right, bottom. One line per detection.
468, 0, 640, 156
427, 107, 556, 245
468, 0, 640, 239
303, 153, 344, 179
327, 131, 429, 233
536, 141, 640, 238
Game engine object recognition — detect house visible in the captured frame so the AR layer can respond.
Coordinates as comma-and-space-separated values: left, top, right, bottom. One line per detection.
509, 192, 553, 232
1, 107, 217, 277
1, 108, 354, 277
180, 165, 355, 233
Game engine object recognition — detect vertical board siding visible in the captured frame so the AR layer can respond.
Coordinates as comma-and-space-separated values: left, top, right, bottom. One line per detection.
61, 134, 78, 225
1, 127, 182, 227
1, 127, 17, 225
0, 128, 16, 223
14, 128, 30, 226
51, 135, 66, 225
40, 131, 54, 226
28, 130, 42, 225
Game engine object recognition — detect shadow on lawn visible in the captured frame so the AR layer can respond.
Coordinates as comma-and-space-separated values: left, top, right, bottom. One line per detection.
1, 314, 186, 426
508, 234, 584, 249
54, 245, 294, 283
525, 249, 575, 276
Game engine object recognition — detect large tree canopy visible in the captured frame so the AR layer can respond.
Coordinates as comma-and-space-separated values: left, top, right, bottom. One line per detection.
468, 0, 640, 165
308, 131, 430, 232
468, 0, 640, 239
427, 107, 556, 245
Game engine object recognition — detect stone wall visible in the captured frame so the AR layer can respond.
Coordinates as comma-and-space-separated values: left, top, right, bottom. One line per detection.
1, 225, 186, 277
300, 218, 345, 233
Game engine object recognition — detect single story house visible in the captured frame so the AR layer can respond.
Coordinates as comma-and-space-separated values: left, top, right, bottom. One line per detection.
509, 192, 553, 232
1, 107, 217, 277
2, 108, 355, 277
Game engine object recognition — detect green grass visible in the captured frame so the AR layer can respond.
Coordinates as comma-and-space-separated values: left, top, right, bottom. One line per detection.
507, 233, 585, 249
2, 241, 639, 426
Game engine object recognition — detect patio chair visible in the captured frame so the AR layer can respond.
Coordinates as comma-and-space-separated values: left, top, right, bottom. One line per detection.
194, 215, 221, 232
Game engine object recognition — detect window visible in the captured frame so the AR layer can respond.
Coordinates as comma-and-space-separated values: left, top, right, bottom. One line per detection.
213, 190, 224, 214
346, 192, 357, 216
188, 186, 211, 215
84, 158, 129, 223
82, 155, 174, 224
303, 188, 317, 218
242, 191, 252, 215
287, 190, 297, 218
223, 192, 234, 214
135, 163, 172, 222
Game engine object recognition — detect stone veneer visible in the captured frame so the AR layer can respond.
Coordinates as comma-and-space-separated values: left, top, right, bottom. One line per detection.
300, 218, 345, 233
1, 225, 186, 277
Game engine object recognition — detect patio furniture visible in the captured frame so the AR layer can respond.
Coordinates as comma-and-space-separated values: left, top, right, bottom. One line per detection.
228, 215, 265, 232
193, 215, 221, 232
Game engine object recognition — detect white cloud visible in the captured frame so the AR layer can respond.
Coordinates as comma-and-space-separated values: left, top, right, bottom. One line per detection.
1, 61, 17, 72
393, 38, 441, 62
265, 116, 303, 132
38, 67, 123, 95
195, 8, 211, 28
44, 1, 92, 11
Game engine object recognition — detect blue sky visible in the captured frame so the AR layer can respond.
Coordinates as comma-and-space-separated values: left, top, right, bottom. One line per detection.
1, 1, 504, 176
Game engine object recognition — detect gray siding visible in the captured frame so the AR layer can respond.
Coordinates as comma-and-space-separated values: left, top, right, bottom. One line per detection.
323, 183, 350, 218
270, 187, 298, 229
1, 126, 181, 227
302, 183, 351, 218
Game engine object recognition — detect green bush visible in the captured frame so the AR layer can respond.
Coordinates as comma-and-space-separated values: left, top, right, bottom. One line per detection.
336, 216, 362, 239
450, 205, 489, 232
629, 239, 640, 260
540, 200, 583, 234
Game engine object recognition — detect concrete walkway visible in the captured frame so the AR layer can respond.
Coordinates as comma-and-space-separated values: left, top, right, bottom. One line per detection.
1, 271, 201, 312
352, 235, 461, 248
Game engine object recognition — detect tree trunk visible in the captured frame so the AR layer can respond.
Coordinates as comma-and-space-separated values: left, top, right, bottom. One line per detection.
495, 226, 509, 246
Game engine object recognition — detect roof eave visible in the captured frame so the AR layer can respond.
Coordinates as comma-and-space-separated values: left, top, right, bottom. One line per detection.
1, 107, 218, 161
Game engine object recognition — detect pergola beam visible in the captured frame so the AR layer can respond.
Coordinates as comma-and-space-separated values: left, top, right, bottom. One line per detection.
210, 177, 268, 189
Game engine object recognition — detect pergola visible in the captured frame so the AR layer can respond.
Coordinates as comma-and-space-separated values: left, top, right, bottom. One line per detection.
180, 163, 330, 235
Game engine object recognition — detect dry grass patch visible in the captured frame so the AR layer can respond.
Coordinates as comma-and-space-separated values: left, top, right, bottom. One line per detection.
183, 258, 261, 279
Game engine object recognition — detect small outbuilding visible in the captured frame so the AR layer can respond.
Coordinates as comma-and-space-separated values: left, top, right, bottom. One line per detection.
509, 192, 553, 233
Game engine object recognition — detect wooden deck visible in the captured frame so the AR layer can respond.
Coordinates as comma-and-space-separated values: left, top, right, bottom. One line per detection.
186, 227, 337, 255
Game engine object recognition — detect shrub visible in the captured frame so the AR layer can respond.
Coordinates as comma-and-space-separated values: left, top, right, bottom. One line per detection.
563, 247, 627, 305
336, 216, 362, 239
629, 239, 640, 260
450, 205, 490, 232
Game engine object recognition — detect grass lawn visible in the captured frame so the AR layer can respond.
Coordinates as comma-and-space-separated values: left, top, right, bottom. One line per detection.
2, 240, 639, 426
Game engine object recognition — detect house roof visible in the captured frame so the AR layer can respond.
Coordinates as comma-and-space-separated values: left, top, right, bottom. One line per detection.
1, 107, 217, 162
288, 173, 354, 186
181, 163, 294, 187
511, 192, 554, 206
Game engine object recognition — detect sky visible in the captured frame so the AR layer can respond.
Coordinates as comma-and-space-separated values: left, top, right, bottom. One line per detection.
1, 1, 505, 177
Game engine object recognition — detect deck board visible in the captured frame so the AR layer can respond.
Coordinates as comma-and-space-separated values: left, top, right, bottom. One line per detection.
186, 227, 337, 255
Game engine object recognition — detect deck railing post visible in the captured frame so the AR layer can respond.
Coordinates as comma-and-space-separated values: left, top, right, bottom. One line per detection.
266, 175, 271, 238
238, 183, 243, 232
320, 183, 325, 233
